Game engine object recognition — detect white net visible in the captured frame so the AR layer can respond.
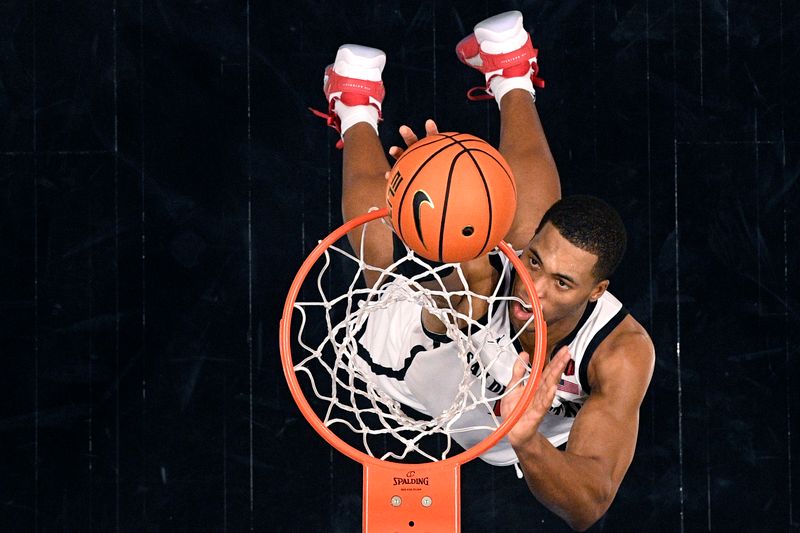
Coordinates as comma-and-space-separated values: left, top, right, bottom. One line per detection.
289, 218, 536, 462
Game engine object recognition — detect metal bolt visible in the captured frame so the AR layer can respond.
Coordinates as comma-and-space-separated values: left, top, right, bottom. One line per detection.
421, 496, 432, 507
391, 496, 402, 507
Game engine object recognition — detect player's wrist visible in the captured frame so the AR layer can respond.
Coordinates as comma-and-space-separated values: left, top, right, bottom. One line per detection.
511, 430, 549, 463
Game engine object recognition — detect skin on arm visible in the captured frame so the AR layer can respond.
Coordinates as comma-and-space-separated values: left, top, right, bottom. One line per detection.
503, 324, 655, 531
340, 123, 395, 288
391, 93, 562, 251
497, 90, 561, 250
342, 120, 443, 288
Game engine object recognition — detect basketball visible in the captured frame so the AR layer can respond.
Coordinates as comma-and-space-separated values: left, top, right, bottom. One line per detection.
385, 132, 517, 263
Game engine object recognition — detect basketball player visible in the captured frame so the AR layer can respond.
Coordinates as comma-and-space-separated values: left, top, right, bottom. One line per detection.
313, 11, 655, 531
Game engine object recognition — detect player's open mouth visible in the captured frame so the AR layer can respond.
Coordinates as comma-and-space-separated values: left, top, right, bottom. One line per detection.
510, 299, 534, 322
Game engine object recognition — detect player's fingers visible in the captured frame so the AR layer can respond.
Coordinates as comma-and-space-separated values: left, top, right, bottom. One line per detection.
532, 348, 571, 408
542, 346, 571, 382
553, 346, 572, 372
511, 352, 530, 385
424, 119, 439, 136
399, 125, 419, 147
384, 170, 392, 181
388, 146, 404, 160
534, 381, 558, 412
501, 356, 529, 419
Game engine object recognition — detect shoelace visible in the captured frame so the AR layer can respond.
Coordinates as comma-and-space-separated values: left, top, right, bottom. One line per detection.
308, 104, 344, 149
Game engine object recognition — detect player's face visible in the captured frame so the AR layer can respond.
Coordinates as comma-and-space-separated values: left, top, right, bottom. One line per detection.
509, 222, 607, 333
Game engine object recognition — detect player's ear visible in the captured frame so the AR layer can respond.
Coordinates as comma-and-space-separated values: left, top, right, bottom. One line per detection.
589, 279, 609, 302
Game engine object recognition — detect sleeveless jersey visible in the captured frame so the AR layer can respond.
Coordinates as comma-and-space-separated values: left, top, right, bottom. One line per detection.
354, 253, 629, 466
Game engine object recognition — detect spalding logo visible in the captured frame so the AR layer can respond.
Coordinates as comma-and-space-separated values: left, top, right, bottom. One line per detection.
392, 470, 430, 486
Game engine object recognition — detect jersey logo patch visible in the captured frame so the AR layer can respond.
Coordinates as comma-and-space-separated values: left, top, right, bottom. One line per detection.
557, 378, 580, 395
549, 399, 582, 418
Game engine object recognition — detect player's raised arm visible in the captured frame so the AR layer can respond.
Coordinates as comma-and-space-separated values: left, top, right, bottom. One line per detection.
312, 44, 394, 288
456, 10, 560, 250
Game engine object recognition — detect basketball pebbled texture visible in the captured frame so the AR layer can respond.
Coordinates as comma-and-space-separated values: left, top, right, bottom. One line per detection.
386, 132, 517, 263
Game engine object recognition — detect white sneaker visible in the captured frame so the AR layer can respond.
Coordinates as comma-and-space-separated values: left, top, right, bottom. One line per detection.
455, 11, 544, 101
309, 44, 387, 147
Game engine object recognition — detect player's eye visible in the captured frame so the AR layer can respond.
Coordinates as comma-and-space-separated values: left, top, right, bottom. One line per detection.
528, 256, 540, 269
556, 279, 569, 289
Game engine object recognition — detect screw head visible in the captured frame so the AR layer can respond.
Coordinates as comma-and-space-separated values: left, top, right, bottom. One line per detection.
421, 496, 432, 507
391, 496, 402, 507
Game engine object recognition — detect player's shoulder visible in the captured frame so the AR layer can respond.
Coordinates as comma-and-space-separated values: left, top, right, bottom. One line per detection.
587, 309, 655, 394
605, 313, 653, 354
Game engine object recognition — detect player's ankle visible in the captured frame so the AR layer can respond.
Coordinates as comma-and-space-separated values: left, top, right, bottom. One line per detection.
490, 76, 535, 108
335, 100, 380, 136
498, 87, 536, 108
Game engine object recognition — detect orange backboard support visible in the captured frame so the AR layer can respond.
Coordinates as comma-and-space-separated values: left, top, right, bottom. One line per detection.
364, 461, 460, 532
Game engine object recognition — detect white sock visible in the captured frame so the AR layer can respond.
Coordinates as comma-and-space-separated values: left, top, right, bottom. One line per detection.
334, 100, 379, 136
489, 75, 535, 108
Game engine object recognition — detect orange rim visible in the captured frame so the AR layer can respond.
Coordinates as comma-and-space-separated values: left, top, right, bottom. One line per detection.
279, 207, 546, 468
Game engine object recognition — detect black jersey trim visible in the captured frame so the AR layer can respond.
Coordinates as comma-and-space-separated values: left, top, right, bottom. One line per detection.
351, 321, 421, 381
421, 323, 452, 344
578, 307, 629, 394
553, 301, 598, 353
511, 299, 598, 356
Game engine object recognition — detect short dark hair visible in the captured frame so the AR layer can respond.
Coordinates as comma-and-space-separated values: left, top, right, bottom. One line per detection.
535, 195, 627, 281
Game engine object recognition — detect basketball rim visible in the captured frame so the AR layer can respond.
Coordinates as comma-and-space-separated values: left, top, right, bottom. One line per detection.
279, 207, 547, 532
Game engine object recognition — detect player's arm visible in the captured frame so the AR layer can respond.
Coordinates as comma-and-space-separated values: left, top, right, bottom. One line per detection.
505, 328, 654, 531
389, 121, 503, 333
497, 90, 561, 250
340, 124, 397, 288
339, 120, 443, 289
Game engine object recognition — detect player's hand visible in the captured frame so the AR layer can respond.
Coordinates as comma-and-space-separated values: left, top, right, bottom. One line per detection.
501, 346, 572, 448
388, 119, 439, 160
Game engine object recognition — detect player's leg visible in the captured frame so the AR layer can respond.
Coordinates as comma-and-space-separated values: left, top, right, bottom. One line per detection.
458, 11, 561, 250
497, 90, 560, 248
316, 44, 394, 287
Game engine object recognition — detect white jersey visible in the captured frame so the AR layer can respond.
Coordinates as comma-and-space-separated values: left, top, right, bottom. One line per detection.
355, 253, 629, 466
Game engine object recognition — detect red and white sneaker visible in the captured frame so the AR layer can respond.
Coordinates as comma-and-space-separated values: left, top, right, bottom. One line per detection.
309, 44, 386, 148
455, 10, 544, 102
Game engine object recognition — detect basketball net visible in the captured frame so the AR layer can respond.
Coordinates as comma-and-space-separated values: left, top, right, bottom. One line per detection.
280, 208, 546, 532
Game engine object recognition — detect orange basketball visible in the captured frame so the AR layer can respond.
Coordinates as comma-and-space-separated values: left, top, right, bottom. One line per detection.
385, 132, 517, 263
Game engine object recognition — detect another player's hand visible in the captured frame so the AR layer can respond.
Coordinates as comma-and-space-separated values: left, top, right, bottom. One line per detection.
388, 119, 439, 160
501, 346, 572, 448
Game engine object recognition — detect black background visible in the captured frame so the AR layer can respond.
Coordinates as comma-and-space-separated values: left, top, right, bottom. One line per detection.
1, 1, 799, 531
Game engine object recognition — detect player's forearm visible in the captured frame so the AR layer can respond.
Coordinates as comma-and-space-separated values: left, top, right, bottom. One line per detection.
514, 433, 614, 531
